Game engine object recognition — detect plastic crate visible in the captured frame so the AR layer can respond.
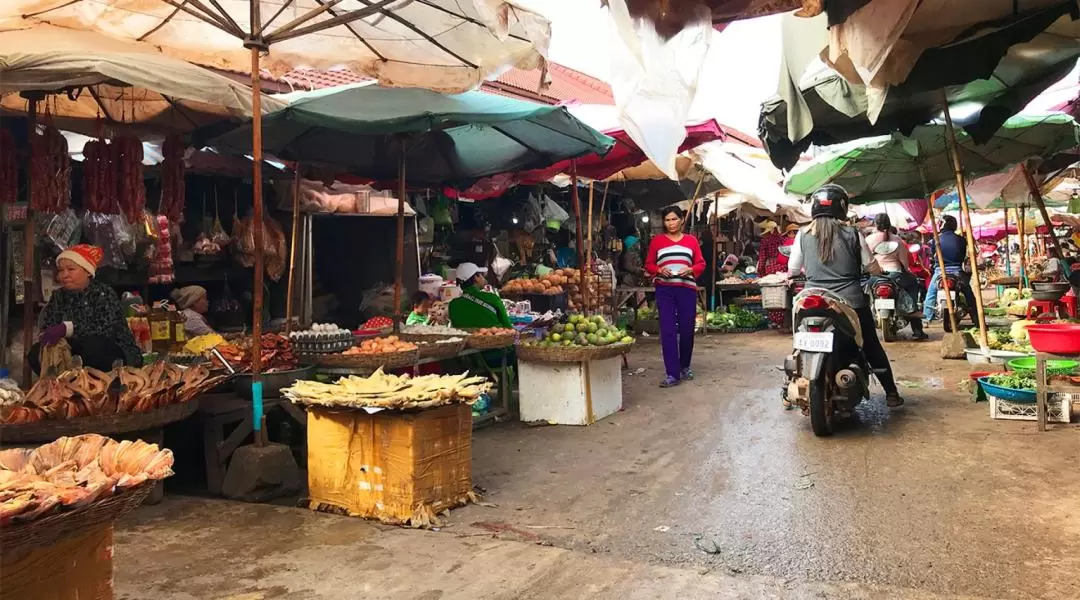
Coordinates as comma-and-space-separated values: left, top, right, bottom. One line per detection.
989, 393, 1071, 423
761, 285, 789, 310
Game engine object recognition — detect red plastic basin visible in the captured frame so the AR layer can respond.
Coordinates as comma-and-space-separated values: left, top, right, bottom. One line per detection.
1026, 324, 1080, 354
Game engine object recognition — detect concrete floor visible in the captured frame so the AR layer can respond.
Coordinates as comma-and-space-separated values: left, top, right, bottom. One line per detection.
115, 330, 1080, 600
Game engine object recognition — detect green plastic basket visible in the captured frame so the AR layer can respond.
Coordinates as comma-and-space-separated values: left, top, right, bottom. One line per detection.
1006, 356, 1079, 375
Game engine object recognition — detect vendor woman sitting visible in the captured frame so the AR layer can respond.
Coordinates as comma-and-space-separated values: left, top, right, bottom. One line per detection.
30, 244, 143, 373
171, 285, 215, 337
448, 262, 513, 329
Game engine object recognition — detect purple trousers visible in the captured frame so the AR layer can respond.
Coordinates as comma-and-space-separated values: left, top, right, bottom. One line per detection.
655, 284, 697, 379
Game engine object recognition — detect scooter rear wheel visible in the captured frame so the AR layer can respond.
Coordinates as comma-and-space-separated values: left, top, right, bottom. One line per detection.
879, 315, 895, 342
809, 378, 833, 437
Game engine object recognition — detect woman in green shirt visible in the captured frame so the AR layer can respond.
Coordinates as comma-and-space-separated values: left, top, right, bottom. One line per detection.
449, 262, 513, 329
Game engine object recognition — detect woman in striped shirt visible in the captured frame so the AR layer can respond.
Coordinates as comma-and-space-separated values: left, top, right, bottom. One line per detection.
645, 206, 706, 387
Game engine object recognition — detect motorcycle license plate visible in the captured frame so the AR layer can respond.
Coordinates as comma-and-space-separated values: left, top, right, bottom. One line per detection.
949, 291, 957, 300
794, 331, 834, 352
875, 298, 896, 310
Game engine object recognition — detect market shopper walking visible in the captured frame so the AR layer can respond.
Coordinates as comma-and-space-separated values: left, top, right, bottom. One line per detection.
645, 206, 705, 387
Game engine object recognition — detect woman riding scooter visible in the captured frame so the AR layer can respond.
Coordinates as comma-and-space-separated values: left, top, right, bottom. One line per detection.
787, 185, 904, 408
865, 214, 928, 340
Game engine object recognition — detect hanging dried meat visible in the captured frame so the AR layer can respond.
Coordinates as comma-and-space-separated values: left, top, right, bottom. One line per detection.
0, 129, 17, 206
115, 136, 145, 223
232, 212, 287, 281
82, 138, 108, 213
159, 135, 186, 223
29, 125, 70, 214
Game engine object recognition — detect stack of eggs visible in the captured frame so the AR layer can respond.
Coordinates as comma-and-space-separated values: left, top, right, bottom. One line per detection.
289, 323, 354, 354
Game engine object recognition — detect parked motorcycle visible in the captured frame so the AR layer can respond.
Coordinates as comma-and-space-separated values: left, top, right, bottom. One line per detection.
907, 243, 930, 300
782, 288, 874, 437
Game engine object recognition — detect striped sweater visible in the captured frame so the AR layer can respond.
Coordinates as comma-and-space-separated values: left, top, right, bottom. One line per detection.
645, 234, 705, 289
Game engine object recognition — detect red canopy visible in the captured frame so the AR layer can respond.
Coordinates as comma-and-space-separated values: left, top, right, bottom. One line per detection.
449, 118, 728, 200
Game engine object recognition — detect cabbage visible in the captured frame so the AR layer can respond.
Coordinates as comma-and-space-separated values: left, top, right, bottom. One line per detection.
1001, 289, 1021, 303
1010, 320, 1035, 343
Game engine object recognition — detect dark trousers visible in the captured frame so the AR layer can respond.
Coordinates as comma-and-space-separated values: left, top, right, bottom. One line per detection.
28, 335, 127, 374
656, 285, 697, 379
855, 306, 898, 396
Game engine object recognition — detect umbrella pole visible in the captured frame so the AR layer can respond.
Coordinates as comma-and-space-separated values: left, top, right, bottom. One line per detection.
285, 164, 301, 336
21, 95, 40, 384
1003, 206, 1011, 277
571, 161, 589, 314
1022, 164, 1065, 262
394, 143, 406, 329
940, 97, 988, 351
586, 181, 595, 314
920, 165, 959, 334
249, 46, 266, 446
1019, 208, 1028, 289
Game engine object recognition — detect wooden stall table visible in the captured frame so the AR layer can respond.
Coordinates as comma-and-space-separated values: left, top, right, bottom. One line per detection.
613, 286, 709, 333
714, 282, 761, 311
195, 392, 303, 495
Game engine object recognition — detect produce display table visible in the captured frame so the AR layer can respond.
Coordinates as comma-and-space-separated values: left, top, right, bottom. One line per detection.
313, 347, 513, 427
1034, 352, 1080, 432
614, 286, 709, 332
714, 282, 760, 311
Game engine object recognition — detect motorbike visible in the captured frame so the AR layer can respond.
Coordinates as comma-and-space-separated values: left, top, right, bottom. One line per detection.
937, 271, 970, 332
782, 288, 875, 437
867, 240, 920, 342
907, 243, 930, 299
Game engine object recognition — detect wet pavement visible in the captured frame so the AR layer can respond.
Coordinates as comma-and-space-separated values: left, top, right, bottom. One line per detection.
115, 330, 1080, 599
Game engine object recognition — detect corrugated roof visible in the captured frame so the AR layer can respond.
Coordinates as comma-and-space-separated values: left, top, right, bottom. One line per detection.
266, 62, 614, 106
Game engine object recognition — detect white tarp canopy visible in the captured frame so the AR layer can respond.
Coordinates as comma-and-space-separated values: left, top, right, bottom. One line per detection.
1, 1, 551, 94
691, 141, 804, 215
0, 25, 283, 135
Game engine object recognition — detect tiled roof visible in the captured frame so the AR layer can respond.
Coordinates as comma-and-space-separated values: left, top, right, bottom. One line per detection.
263, 62, 614, 106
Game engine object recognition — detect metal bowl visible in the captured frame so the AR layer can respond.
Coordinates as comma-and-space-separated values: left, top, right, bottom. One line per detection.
1032, 282, 1070, 294
1031, 289, 1067, 302
232, 365, 315, 400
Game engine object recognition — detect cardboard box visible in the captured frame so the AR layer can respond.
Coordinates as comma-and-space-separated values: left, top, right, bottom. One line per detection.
1, 524, 113, 600
307, 403, 472, 524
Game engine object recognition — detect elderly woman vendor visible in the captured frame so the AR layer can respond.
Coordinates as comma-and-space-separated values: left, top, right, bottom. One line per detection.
171, 285, 215, 336
30, 244, 142, 373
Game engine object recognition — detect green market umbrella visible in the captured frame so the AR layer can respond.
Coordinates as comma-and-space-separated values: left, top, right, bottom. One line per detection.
785, 113, 1080, 203
209, 83, 614, 325
209, 84, 615, 185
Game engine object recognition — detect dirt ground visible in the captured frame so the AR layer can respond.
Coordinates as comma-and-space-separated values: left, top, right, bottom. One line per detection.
115, 330, 1080, 600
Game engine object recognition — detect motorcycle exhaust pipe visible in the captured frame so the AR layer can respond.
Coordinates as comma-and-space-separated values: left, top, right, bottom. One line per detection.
835, 369, 857, 389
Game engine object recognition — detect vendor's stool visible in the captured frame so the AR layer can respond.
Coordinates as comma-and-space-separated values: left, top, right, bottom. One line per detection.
1061, 291, 1078, 318
1026, 299, 1066, 320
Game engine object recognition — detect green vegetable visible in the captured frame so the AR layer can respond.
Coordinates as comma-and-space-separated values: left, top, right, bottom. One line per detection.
707, 306, 765, 330
987, 373, 1037, 391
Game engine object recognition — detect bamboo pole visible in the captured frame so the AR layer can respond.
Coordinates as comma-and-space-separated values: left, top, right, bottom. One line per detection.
920, 165, 959, 334
586, 181, 595, 314
1018, 208, 1028, 289
21, 96, 39, 384
249, 45, 266, 444
940, 96, 988, 351
284, 164, 301, 335
1022, 164, 1065, 263
570, 163, 589, 314
393, 140, 407, 330
1003, 206, 1011, 277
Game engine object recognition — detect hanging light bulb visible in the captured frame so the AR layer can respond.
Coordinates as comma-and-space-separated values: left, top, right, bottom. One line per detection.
641, 215, 650, 223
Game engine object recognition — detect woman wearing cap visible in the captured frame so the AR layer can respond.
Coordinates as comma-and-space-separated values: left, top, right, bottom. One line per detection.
30, 244, 143, 373
644, 206, 706, 388
449, 262, 513, 329
171, 285, 215, 337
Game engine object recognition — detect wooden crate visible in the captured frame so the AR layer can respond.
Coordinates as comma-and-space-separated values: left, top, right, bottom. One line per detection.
306, 404, 473, 524
1, 524, 113, 600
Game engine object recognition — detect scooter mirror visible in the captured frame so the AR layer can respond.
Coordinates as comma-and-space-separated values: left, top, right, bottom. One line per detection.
778, 245, 792, 257
908, 243, 922, 253
873, 241, 900, 255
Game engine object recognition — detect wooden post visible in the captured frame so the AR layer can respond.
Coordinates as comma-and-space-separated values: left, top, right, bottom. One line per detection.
393, 141, 406, 329
1022, 164, 1065, 263
940, 96, 989, 351
21, 96, 39, 384
921, 167, 959, 334
248, 45, 266, 445
1019, 208, 1027, 289
587, 181, 596, 315
1003, 206, 1011, 277
285, 164, 301, 335
571, 162, 588, 314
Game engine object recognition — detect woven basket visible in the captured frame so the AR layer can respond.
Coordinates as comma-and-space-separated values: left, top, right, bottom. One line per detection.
399, 332, 467, 343
416, 340, 468, 360
517, 342, 634, 363
1, 482, 154, 557
465, 332, 517, 350
0, 399, 200, 444
316, 348, 419, 370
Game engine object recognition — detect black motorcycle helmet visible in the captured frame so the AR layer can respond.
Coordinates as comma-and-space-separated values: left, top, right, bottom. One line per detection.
809, 184, 850, 220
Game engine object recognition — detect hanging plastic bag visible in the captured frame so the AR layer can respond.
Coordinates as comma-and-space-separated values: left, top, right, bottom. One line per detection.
210, 187, 231, 247
491, 246, 513, 281
539, 193, 570, 227
432, 195, 454, 228
82, 211, 126, 268
41, 209, 81, 253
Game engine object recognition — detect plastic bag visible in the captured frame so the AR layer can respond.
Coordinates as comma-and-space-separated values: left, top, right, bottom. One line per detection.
41, 209, 81, 252
539, 193, 569, 225
82, 211, 128, 269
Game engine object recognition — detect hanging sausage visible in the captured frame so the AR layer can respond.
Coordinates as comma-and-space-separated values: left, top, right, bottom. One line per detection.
0, 129, 17, 205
